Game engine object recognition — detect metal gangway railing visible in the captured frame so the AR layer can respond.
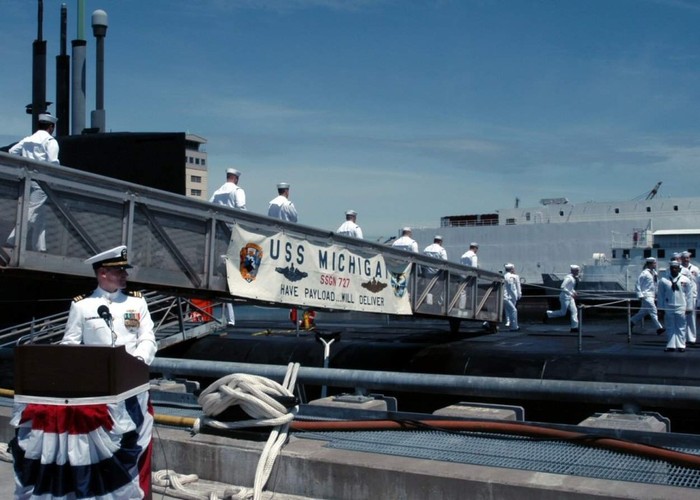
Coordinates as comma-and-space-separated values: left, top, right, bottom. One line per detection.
0, 152, 503, 330
0, 291, 223, 349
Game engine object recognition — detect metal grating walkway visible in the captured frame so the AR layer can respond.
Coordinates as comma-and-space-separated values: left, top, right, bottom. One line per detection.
301, 429, 700, 489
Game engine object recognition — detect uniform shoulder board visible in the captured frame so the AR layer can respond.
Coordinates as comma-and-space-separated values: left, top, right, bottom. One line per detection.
126, 290, 143, 298
72, 294, 86, 302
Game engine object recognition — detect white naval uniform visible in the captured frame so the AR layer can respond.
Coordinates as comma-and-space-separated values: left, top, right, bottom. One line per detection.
209, 182, 246, 210
503, 271, 522, 330
336, 221, 363, 239
460, 250, 478, 268
681, 264, 699, 343
268, 195, 298, 222
422, 243, 447, 276
546, 273, 579, 328
7, 130, 59, 252
657, 273, 694, 350
391, 236, 418, 253
62, 287, 158, 365
630, 268, 663, 331
9, 130, 59, 164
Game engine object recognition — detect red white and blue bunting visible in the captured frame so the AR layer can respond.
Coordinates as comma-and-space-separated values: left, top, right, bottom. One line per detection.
10, 391, 153, 499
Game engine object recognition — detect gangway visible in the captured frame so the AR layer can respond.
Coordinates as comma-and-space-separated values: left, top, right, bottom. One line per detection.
0, 152, 503, 332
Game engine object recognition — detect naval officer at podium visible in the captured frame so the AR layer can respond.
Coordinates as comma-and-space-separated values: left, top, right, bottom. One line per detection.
61, 245, 157, 364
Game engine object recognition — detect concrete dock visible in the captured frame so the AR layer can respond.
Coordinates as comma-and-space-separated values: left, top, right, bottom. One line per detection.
2, 400, 700, 500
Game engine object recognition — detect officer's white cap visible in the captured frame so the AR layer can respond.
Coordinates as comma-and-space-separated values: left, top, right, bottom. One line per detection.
277, 182, 290, 189
345, 210, 357, 216
504, 263, 515, 270
85, 245, 132, 270
570, 264, 580, 271
645, 257, 657, 263
434, 235, 443, 241
470, 242, 479, 248
226, 168, 241, 177
38, 113, 58, 124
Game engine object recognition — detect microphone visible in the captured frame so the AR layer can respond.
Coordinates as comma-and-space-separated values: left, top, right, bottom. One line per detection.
97, 305, 117, 347
97, 305, 112, 325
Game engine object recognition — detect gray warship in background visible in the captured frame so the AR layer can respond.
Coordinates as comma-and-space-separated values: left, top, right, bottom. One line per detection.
412, 182, 700, 299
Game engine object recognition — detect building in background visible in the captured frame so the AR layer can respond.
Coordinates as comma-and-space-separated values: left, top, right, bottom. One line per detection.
185, 134, 208, 200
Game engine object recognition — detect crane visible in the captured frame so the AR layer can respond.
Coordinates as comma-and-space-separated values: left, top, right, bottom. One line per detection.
645, 181, 662, 200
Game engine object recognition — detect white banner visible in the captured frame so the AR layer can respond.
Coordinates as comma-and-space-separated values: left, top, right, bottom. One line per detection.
225, 225, 413, 315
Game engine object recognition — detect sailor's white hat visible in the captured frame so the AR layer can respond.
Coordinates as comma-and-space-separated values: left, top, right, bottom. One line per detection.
226, 168, 241, 177
434, 235, 443, 241
85, 245, 132, 270
670, 260, 682, 268
345, 210, 357, 216
645, 257, 657, 263
682, 251, 692, 258
672, 252, 682, 259
470, 242, 479, 248
570, 264, 580, 271
401, 226, 412, 233
277, 182, 290, 190
504, 263, 515, 270
38, 113, 58, 124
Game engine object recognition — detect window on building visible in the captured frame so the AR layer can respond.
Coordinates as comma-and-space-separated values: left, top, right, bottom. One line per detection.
201, 159, 206, 166
646, 206, 651, 212
190, 189, 202, 197
195, 158, 200, 165
191, 175, 202, 183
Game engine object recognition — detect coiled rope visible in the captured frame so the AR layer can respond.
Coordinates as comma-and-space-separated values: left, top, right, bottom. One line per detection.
190, 362, 300, 500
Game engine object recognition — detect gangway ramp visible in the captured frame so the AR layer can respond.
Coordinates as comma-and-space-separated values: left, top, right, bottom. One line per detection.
0, 152, 503, 330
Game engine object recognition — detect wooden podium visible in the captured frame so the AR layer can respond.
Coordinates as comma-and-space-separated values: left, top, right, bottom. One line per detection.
14, 344, 149, 398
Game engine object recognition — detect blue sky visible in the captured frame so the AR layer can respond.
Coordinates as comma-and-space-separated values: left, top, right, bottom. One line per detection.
3, 0, 700, 239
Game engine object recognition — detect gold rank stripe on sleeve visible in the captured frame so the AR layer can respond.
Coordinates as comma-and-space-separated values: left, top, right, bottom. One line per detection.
126, 290, 143, 298
72, 294, 86, 302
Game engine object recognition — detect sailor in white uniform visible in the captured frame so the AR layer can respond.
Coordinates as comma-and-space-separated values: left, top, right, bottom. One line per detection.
267, 182, 298, 222
6, 113, 59, 252
61, 245, 157, 365
657, 260, 694, 352
503, 263, 522, 331
680, 251, 699, 344
336, 210, 363, 239
460, 242, 479, 268
545, 264, 580, 332
209, 167, 246, 210
422, 235, 447, 276
630, 257, 665, 334
209, 168, 245, 326
391, 227, 418, 253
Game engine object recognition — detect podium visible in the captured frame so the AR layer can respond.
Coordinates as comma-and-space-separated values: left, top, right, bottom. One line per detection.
14, 344, 149, 398
11, 345, 153, 499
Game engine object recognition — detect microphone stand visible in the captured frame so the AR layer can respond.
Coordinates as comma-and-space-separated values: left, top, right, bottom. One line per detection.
105, 316, 116, 347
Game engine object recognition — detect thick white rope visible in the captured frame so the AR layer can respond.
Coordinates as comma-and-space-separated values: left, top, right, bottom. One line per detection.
151, 469, 251, 499
193, 363, 300, 500
0, 446, 13, 463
